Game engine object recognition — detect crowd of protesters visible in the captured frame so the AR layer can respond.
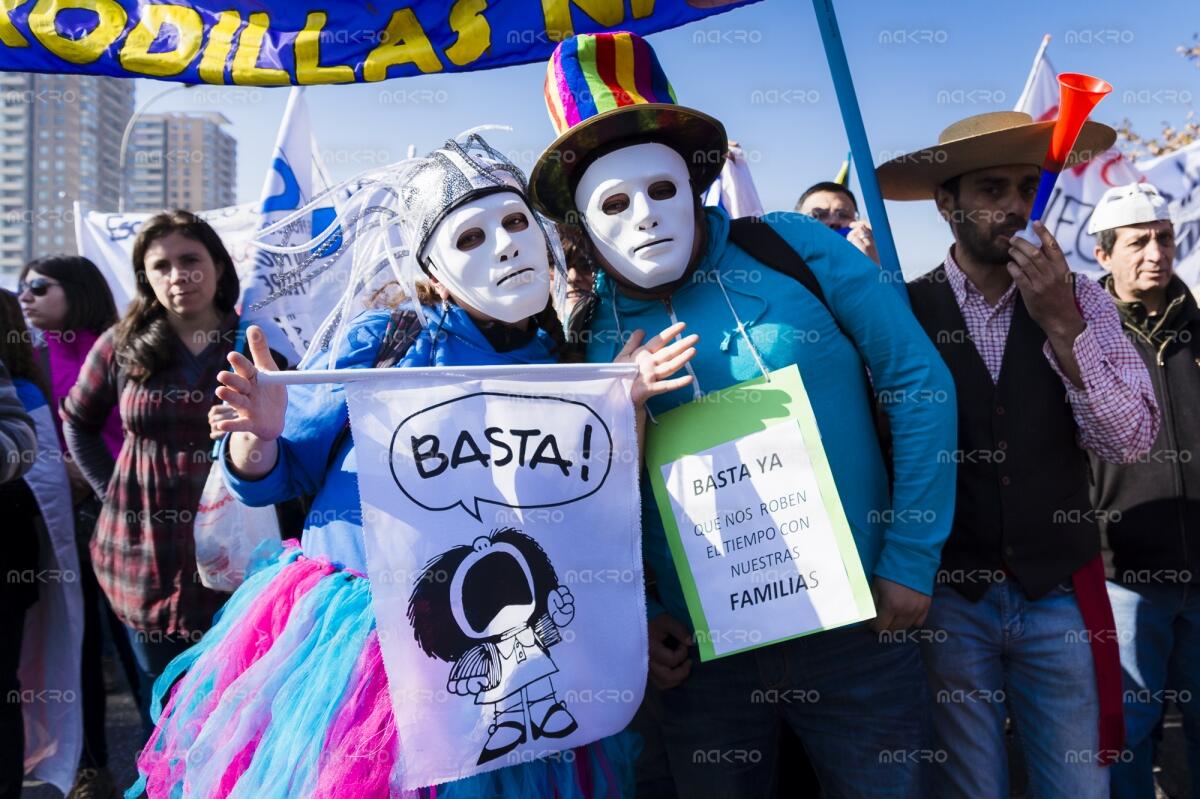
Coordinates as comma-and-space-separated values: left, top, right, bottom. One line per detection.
1, 37, 1198, 799
2, 212, 258, 799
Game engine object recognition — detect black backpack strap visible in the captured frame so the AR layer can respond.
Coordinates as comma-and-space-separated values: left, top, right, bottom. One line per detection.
728, 216, 830, 313
728, 216, 893, 482
372, 308, 425, 369
323, 307, 424, 475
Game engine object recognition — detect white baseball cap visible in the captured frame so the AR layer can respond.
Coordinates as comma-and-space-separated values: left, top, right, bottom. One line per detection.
1087, 182, 1171, 234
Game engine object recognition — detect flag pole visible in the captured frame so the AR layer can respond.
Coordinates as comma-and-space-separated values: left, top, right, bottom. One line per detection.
810, 0, 905, 299
1015, 34, 1052, 112
811, 0, 902, 295
256, 363, 638, 385
215, 87, 307, 456
834, 150, 852, 186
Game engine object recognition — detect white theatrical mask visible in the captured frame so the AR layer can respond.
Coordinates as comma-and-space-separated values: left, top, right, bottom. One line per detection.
422, 191, 551, 325
574, 142, 697, 290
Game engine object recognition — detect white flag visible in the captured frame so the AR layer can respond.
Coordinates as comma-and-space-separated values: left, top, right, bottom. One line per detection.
704, 143, 765, 219
238, 86, 343, 365
74, 201, 262, 317
1014, 38, 1142, 278
1136, 140, 1200, 288
344, 364, 645, 789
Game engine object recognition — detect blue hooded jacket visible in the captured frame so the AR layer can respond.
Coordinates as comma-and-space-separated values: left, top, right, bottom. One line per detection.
220, 302, 558, 572
586, 207, 957, 625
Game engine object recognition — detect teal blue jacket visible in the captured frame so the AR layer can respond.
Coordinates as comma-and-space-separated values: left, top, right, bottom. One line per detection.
585, 207, 957, 624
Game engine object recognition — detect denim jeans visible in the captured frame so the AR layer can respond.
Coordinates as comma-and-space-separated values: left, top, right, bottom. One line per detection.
1107, 580, 1200, 799
123, 625, 198, 741
656, 621, 933, 798
922, 581, 1108, 799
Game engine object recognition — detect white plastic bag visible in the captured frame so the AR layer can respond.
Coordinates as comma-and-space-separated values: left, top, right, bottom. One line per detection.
194, 460, 281, 592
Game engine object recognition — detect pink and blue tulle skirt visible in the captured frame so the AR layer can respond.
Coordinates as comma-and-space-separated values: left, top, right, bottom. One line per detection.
128, 543, 639, 798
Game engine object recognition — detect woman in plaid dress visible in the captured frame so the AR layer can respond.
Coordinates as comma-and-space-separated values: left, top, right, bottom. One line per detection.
62, 211, 242, 741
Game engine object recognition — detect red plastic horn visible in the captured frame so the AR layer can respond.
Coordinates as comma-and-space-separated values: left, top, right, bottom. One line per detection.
1044, 72, 1112, 172
1029, 72, 1112, 222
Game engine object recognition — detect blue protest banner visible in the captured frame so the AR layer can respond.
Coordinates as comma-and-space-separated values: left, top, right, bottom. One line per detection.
0, 0, 759, 86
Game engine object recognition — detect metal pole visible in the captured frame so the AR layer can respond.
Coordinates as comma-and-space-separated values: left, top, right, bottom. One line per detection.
1014, 34, 1052, 113
255, 362, 639, 385
118, 83, 192, 212
810, 0, 907, 299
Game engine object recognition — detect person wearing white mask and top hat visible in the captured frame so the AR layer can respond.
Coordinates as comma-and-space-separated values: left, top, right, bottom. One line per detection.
529, 31, 957, 799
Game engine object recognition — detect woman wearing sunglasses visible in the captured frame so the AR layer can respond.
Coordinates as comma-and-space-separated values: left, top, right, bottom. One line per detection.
60, 211, 245, 752
18, 259, 122, 461
18, 255, 131, 799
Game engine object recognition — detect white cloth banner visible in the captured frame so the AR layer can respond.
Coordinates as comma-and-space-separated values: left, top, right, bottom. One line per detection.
704, 142, 765, 219
74, 201, 262, 317
239, 86, 344, 366
19, 396, 82, 794
1137, 140, 1200, 287
1014, 41, 1142, 280
344, 365, 645, 790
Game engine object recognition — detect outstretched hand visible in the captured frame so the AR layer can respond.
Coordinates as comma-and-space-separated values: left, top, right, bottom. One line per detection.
213, 325, 287, 442
616, 322, 698, 408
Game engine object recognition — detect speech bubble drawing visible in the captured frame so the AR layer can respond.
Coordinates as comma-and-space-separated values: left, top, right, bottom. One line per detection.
389, 392, 614, 521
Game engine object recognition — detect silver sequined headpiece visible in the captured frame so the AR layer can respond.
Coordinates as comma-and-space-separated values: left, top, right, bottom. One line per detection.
252, 130, 567, 368
402, 135, 528, 260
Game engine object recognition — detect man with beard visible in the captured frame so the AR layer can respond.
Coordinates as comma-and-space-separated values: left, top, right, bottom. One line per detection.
878, 112, 1160, 797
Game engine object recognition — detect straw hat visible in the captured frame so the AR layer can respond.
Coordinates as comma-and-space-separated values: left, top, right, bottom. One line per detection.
876, 111, 1116, 201
529, 32, 727, 221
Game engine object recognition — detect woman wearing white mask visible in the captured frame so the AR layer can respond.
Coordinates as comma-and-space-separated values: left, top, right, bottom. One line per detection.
130, 134, 695, 799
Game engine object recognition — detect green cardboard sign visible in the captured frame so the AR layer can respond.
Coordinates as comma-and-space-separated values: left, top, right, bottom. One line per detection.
645, 364, 875, 661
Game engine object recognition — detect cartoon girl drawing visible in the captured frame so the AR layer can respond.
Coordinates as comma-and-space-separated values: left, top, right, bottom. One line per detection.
408, 528, 578, 765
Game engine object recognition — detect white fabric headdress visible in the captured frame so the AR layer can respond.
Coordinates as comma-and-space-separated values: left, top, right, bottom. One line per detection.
250, 130, 568, 368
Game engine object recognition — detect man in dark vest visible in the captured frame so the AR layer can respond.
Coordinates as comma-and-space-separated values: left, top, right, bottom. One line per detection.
877, 111, 1160, 798
1087, 181, 1200, 798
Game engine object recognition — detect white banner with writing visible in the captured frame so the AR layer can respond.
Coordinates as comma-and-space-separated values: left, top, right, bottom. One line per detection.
1137, 140, 1200, 288
1015, 39, 1200, 286
343, 364, 645, 789
75, 201, 262, 316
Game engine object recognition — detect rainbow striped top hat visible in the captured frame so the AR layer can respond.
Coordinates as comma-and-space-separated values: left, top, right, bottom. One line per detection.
529, 31, 727, 221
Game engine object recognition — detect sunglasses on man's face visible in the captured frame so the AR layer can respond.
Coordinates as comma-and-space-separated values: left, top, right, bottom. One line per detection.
19, 278, 60, 297
807, 207, 857, 224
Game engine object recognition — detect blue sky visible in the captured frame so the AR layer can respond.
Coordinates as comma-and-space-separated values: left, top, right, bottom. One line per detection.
133, 0, 1200, 273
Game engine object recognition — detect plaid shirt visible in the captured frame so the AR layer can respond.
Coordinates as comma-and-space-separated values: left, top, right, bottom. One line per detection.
61, 319, 235, 634
943, 249, 1159, 463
